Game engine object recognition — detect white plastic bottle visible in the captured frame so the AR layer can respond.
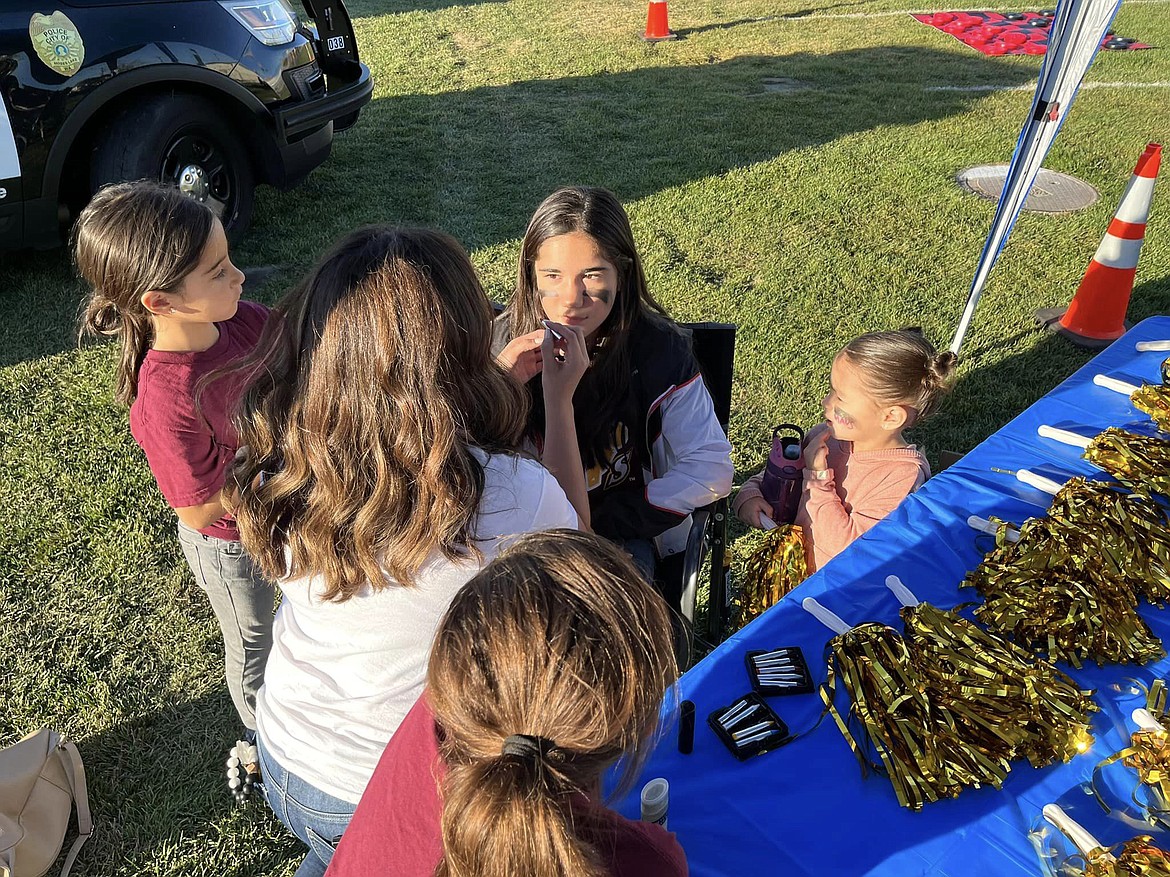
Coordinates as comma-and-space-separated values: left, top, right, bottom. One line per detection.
640, 777, 669, 828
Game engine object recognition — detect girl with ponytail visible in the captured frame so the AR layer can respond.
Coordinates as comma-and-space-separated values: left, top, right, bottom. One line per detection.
75, 181, 275, 738
325, 530, 686, 877
735, 328, 957, 572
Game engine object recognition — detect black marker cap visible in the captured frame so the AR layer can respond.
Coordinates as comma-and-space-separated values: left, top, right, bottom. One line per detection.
678, 700, 696, 754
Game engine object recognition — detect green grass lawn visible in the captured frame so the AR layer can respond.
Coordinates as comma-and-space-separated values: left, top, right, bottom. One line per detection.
2, 1, 1168, 873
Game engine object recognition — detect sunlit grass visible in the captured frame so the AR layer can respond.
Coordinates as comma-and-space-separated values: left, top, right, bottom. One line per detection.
1, 0, 1167, 872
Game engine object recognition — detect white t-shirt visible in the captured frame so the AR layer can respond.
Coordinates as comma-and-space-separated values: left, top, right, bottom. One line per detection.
256, 452, 578, 804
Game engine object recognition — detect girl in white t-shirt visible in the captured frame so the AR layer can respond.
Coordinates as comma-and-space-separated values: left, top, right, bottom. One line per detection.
227, 226, 588, 877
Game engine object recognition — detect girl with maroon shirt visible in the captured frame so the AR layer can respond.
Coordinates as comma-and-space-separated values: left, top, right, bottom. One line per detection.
76, 182, 274, 737
326, 530, 687, 877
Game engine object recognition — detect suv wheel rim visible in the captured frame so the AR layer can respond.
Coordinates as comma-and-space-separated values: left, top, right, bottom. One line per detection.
162, 133, 234, 222
177, 164, 210, 202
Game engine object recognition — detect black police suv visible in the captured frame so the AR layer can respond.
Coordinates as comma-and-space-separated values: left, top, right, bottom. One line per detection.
1, 0, 372, 249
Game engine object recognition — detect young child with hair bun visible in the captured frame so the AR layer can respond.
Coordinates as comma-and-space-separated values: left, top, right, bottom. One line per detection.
735, 328, 957, 572
325, 529, 684, 877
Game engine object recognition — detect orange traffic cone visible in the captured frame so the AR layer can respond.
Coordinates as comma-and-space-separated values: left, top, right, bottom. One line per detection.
643, 1, 677, 41
1037, 142, 1162, 348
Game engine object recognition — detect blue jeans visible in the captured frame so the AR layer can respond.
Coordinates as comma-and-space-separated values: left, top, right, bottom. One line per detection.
620, 538, 658, 581
176, 521, 275, 730
257, 734, 357, 877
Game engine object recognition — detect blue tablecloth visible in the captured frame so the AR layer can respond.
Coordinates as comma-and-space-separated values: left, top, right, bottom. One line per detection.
617, 316, 1170, 877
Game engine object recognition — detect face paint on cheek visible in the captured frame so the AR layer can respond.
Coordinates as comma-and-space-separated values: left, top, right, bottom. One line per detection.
831, 407, 855, 429
589, 288, 613, 305
536, 287, 558, 300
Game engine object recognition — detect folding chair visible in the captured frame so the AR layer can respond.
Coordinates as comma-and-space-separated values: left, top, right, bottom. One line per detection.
672, 321, 736, 665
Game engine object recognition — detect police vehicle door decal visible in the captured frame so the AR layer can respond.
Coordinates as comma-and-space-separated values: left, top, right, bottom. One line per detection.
0, 94, 18, 189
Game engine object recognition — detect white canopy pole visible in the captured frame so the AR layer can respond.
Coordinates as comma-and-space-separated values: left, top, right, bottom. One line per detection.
949, 0, 1124, 355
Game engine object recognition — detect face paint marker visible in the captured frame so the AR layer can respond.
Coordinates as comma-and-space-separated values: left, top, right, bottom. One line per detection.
540, 319, 564, 341
718, 700, 753, 726
735, 727, 784, 748
731, 721, 774, 740
719, 702, 759, 728
722, 698, 751, 718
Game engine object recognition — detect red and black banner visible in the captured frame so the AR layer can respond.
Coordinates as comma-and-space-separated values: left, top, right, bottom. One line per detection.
912, 10, 1151, 56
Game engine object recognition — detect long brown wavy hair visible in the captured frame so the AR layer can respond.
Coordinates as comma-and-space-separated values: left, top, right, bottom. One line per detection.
229, 226, 529, 601
74, 181, 216, 405
503, 186, 675, 466
429, 529, 679, 877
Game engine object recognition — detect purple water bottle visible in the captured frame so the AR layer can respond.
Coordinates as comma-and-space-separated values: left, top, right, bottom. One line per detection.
759, 424, 805, 525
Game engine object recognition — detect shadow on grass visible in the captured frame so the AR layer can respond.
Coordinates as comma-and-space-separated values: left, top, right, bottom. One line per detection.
359, 47, 1037, 249
345, 0, 506, 14
70, 692, 301, 876
919, 275, 1170, 460
1, 46, 1035, 368
674, 0, 874, 36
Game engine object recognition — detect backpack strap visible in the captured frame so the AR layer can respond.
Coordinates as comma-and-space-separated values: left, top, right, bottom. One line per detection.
55, 741, 92, 877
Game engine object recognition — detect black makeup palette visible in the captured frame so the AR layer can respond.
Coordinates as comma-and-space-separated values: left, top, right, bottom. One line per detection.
707, 693, 791, 761
745, 646, 814, 696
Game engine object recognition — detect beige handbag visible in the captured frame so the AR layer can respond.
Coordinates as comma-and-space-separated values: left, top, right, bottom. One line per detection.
0, 730, 92, 877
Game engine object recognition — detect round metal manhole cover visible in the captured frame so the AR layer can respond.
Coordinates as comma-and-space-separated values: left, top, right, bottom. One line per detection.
956, 165, 1099, 213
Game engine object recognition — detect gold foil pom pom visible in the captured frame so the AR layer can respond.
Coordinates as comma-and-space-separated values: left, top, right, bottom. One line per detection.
1048, 479, 1170, 607
900, 602, 1097, 769
734, 524, 807, 627
1083, 837, 1170, 877
962, 510, 1164, 667
1086, 428, 1170, 498
1132, 384, 1170, 434
1123, 730, 1170, 806
823, 621, 1012, 810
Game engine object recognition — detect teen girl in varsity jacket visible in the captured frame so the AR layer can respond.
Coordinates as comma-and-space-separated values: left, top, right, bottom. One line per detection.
494, 186, 733, 566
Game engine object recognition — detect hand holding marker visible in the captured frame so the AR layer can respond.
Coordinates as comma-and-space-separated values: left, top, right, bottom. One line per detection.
541, 318, 566, 362
540, 318, 564, 341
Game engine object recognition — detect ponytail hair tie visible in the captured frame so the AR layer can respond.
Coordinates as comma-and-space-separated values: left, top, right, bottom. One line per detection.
501, 734, 555, 761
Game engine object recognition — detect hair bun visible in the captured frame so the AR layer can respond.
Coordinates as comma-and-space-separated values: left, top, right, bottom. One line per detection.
85, 298, 125, 335
932, 350, 959, 383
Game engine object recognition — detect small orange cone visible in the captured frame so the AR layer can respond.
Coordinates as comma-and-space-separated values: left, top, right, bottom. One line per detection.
1037, 142, 1162, 348
643, 1, 677, 41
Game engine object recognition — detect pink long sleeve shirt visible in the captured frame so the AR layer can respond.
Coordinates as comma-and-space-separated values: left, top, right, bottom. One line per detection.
734, 431, 930, 573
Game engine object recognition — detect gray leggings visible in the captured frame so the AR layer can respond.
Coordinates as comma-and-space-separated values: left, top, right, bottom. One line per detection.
177, 521, 275, 730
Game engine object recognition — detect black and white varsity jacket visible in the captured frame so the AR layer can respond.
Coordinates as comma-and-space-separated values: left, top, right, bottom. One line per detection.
493, 315, 733, 557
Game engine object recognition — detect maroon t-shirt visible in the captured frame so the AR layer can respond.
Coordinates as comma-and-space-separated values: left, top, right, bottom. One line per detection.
325, 695, 688, 877
129, 300, 270, 541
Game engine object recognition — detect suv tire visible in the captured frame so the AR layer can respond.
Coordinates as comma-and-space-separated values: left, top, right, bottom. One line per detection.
91, 92, 255, 240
